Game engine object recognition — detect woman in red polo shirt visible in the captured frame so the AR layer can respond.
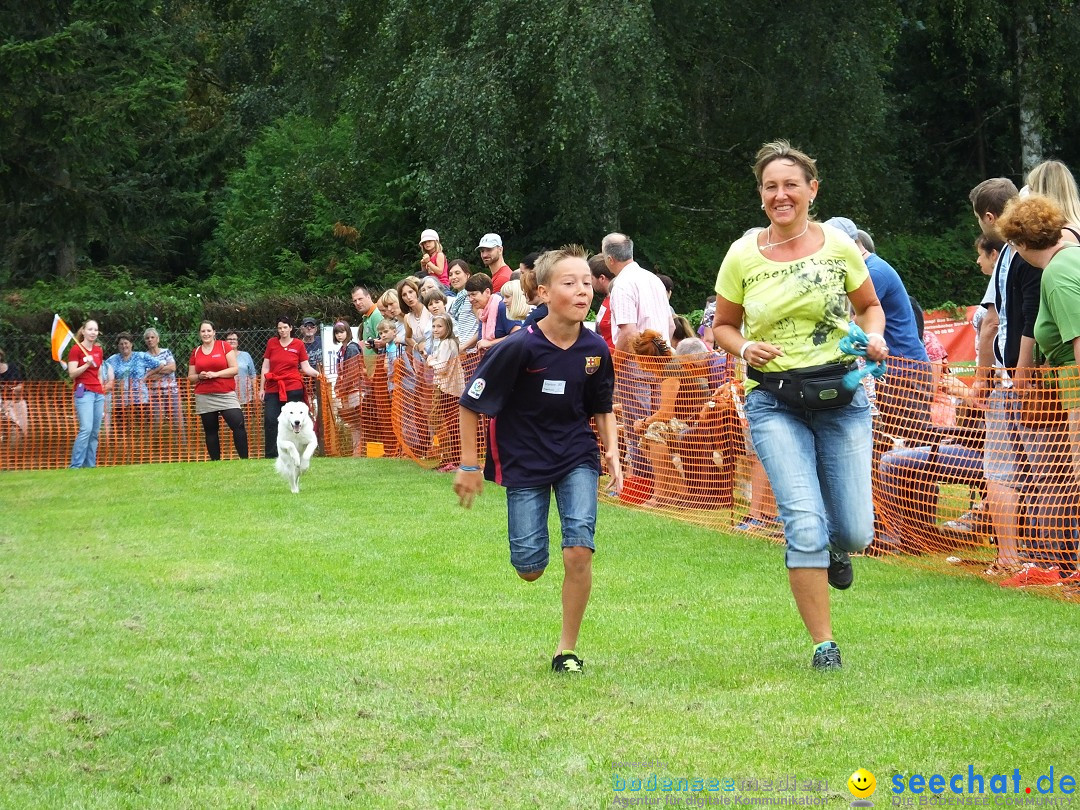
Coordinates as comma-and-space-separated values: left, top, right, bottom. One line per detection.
261, 316, 320, 458
189, 320, 248, 460
67, 319, 115, 468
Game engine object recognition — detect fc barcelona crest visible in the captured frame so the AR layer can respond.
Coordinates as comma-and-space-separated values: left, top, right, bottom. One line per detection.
584, 356, 601, 375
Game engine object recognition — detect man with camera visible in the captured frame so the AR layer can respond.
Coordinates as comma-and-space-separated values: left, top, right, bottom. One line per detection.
350, 284, 385, 451
351, 285, 384, 374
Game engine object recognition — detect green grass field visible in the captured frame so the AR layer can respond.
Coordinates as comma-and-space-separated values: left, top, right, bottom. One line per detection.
1, 459, 1077, 809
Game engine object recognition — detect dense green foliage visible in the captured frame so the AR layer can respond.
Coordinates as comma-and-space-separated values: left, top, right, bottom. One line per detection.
3, 0, 1080, 320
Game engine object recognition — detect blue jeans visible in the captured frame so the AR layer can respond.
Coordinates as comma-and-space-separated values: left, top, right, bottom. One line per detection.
505, 465, 599, 574
71, 392, 105, 468
745, 386, 874, 569
878, 443, 984, 545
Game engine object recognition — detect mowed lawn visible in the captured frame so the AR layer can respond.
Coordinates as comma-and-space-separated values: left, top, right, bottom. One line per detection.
0, 459, 1076, 809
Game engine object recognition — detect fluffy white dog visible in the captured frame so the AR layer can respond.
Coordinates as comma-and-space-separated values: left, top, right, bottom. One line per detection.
275, 401, 318, 493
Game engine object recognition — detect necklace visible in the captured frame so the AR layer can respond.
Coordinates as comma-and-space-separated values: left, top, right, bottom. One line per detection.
760, 222, 809, 251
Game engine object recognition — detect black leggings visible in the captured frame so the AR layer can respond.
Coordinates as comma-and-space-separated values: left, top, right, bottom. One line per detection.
263, 389, 305, 458
200, 408, 249, 460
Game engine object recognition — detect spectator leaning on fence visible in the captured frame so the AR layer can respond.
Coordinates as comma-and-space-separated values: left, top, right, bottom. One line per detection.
446, 260, 480, 352
427, 314, 464, 473
351, 285, 384, 374
466, 273, 514, 351
332, 320, 365, 456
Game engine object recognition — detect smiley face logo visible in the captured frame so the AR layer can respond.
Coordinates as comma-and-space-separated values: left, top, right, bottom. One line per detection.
848, 768, 877, 799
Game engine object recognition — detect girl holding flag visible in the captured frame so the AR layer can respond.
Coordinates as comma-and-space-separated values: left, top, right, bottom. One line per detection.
67, 320, 114, 468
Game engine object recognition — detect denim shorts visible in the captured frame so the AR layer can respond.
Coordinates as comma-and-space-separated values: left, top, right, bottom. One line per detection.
745, 385, 874, 569
983, 387, 1036, 486
505, 465, 599, 574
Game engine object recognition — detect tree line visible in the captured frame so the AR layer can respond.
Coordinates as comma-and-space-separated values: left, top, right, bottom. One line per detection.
2, 0, 1079, 323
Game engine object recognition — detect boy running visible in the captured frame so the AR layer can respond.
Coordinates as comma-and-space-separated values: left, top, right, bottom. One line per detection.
454, 245, 622, 674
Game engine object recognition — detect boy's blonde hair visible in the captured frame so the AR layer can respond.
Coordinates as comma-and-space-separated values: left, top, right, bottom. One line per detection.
533, 244, 588, 289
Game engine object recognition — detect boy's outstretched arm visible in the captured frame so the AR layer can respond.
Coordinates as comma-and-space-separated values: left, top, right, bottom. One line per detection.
594, 412, 623, 494
454, 405, 483, 508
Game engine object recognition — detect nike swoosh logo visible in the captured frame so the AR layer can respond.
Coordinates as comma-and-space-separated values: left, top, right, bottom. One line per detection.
525, 367, 548, 374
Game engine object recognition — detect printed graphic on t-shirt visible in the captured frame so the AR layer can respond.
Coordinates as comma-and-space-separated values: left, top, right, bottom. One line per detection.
743, 258, 850, 350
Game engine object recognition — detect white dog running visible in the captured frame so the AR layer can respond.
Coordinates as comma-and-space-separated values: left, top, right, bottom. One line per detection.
275, 401, 318, 493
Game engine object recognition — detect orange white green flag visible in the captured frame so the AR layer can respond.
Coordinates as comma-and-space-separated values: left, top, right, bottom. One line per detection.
50, 314, 75, 366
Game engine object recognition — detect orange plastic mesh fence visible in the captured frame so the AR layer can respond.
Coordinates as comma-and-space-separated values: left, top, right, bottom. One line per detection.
7, 352, 1079, 595
0, 380, 302, 467
318, 349, 486, 463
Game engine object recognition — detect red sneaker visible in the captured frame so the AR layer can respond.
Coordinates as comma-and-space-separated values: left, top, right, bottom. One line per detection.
999, 564, 1061, 588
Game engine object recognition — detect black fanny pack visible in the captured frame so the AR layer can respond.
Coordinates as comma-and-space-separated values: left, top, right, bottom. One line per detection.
747, 362, 855, 411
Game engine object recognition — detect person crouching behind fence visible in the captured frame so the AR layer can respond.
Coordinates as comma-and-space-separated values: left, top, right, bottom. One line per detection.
189, 321, 248, 460
454, 245, 621, 674
634, 336, 712, 509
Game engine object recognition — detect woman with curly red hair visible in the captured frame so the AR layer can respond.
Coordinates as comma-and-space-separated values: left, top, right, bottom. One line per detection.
996, 193, 1080, 583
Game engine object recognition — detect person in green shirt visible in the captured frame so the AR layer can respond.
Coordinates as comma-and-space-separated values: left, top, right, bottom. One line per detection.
996, 193, 1080, 583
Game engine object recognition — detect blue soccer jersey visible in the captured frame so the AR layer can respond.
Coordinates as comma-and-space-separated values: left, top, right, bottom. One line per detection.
460, 324, 614, 488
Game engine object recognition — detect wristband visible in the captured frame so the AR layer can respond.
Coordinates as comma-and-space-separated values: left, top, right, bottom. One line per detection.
865, 332, 885, 344
739, 340, 754, 360
459, 465, 480, 472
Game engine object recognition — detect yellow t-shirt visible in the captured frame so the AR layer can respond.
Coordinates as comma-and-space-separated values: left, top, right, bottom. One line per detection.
714, 224, 869, 385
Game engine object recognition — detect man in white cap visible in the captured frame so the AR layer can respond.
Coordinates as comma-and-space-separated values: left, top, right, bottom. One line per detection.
477, 233, 512, 293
